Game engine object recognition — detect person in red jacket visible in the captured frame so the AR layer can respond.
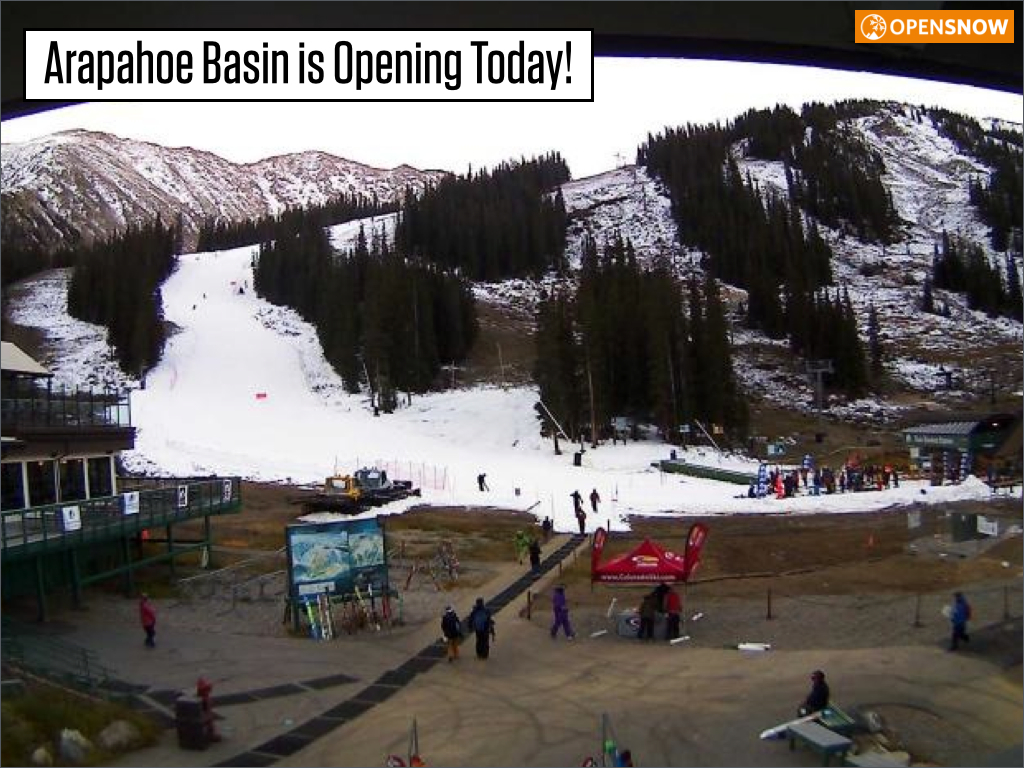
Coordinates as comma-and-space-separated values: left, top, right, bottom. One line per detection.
139, 594, 156, 648
665, 586, 682, 640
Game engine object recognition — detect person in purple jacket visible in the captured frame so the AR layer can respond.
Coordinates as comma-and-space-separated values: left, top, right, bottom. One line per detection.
550, 585, 575, 640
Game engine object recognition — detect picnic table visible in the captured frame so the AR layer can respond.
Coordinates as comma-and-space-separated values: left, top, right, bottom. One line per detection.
788, 720, 852, 766
816, 705, 856, 736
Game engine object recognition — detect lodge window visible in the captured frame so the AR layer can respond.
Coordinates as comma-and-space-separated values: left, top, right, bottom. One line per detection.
59, 458, 87, 502
27, 460, 57, 507
87, 457, 113, 498
1, 462, 25, 511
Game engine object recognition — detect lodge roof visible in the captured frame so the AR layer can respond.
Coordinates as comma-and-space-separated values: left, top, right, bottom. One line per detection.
0, 342, 51, 377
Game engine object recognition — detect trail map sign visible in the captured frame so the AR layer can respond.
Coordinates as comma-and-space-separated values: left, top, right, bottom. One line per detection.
221, 479, 233, 503
177, 484, 189, 509
286, 518, 387, 598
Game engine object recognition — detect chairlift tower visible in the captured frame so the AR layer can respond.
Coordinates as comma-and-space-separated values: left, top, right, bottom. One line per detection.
805, 359, 833, 411
806, 360, 833, 441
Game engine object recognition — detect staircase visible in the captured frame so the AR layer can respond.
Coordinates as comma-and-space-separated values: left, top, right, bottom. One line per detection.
1, 616, 115, 695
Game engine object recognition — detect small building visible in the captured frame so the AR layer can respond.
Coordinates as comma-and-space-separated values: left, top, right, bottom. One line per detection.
1, 341, 240, 620
901, 413, 1021, 483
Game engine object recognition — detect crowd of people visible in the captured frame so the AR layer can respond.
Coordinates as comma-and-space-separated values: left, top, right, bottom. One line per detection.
749, 463, 901, 499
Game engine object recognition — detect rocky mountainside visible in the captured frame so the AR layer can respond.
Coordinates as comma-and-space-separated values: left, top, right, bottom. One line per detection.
3, 102, 1022, 427
478, 103, 1023, 423
1, 129, 446, 251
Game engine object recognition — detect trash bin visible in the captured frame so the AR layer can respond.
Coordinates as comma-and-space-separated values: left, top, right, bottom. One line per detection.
176, 696, 210, 750
573, 452, 582, 467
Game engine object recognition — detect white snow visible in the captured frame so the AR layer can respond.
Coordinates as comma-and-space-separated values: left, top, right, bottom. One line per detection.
6, 243, 1009, 534
5, 104, 1019, 531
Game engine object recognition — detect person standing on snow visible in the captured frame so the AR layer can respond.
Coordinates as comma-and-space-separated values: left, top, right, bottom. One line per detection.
571, 489, 583, 514
550, 585, 575, 639
590, 488, 601, 514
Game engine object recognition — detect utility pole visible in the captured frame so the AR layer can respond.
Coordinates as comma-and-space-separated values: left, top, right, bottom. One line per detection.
586, 352, 598, 448
496, 342, 506, 388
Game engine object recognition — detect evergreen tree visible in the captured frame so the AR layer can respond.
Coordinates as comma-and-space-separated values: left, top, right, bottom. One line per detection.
66, 217, 179, 377
397, 153, 570, 280
921, 276, 936, 314
867, 302, 884, 386
1005, 254, 1023, 321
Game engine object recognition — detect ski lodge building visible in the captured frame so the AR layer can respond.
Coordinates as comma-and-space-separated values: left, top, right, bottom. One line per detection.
1, 342, 240, 620
901, 413, 1022, 484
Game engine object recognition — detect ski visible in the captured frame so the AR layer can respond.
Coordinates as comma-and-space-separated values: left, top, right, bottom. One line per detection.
758, 710, 824, 740
323, 593, 336, 639
355, 584, 379, 631
304, 596, 320, 639
318, 593, 333, 640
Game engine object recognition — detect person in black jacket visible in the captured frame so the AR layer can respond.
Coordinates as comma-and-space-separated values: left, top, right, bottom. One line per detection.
440, 606, 462, 663
798, 670, 830, 716
528, 538, 542, 574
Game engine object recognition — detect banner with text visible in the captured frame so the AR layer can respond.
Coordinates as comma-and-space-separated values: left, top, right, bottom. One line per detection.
26, 29, 593, 101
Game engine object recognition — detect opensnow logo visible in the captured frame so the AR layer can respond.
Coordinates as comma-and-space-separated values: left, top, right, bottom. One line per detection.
860, 14, 887, 40
855, 10, 1014, 43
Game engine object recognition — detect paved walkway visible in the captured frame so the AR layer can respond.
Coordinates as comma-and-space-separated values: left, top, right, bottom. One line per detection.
95, 534, 587, 767
15, 531, 1021, 767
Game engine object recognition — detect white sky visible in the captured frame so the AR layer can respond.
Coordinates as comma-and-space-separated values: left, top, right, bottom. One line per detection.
2, 57, 1021, 179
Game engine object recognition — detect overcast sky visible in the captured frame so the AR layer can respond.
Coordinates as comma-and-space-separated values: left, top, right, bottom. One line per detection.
3, 57, 1021, 179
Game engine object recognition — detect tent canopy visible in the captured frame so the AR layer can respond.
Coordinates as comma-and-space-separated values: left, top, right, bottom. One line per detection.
591, 525, 707, 584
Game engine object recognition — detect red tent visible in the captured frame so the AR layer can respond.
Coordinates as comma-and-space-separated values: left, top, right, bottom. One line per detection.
591, 523, 707, 584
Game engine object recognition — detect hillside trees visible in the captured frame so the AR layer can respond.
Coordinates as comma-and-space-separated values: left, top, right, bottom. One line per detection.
66, 217, 179, 377
933, 231, 1020, 319
735, 101, 902, 244
253, 215, 477, 404
196, 191, 396, 252
396, 153, 569, 280
928, 108, 1022, 252
639, 116, 870, 395
533, 236, 747, 447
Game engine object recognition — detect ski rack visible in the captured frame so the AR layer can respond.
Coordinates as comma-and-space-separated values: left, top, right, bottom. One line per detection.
292, 585, 401, 638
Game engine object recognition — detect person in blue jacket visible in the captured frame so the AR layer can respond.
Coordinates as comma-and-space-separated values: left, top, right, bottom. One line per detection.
467, 597, 496, 659
949, 592, 971, 650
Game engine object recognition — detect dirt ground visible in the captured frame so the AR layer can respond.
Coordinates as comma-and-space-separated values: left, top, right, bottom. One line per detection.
21, 482, 1019, 767
169, 484, 1024, 648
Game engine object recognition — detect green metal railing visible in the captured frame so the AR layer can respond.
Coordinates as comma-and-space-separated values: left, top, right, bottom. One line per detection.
1, 617, 114, 693
0, 477, 242, 560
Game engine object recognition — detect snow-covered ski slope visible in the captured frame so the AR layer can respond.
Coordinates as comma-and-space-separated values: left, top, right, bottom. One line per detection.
10, 239, 999, 533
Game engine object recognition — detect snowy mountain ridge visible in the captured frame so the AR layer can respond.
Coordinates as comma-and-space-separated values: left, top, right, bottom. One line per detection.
3, 101, 1022, 428
1, 129, 446, 250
